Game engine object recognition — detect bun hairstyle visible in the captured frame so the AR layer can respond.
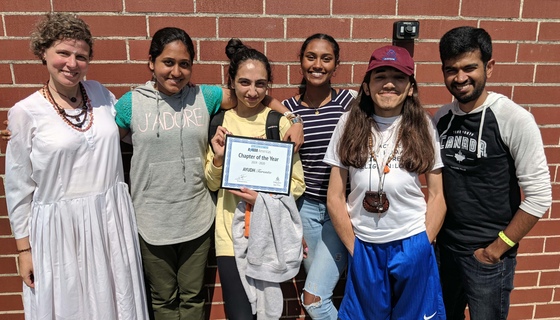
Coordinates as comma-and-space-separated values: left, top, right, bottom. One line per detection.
225, 38, 272, 88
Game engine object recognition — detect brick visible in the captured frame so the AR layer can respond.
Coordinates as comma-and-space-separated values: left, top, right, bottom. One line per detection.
479, 21, 538, 41
553, 183, 560, 199
0, 294, 23, 312
491, 64, 534, 83
53, 0, 122, 12
190, 64, 224, 86
82, 16, 147, 37
265, 42, 303, 63
286, 18, 351, 40
198, 0, 262, 14
206, 303, 226, 320
0, 238, 17, 256
544, 148, 560, 164
511, 288, 554, 304
0, 64, 12, 84
540, 270, 560, 286
411, 42, 443, 63
0, 256, 17, 274
461, 0, 520, 18
128, 40, 151, 61
218, 18, 283, 39
535, 303, 560, 319
492, 43, 518, 63
268, 87, 298, 102
91, 40, 127, 61
539, 22, 560, 41
267, 0, 329, 15
13, 64, 48, 85
514, 87, 560, 105
518, 44, 560, 63
416, 63, 445, 84
399, 0, 459, 16
507, 305, 535, 320
148, 17, 216, 39
0, 314, 24, 320
528, 220, 560, 237
2, 275, 24, 293
4, 15, 43, 37
526, 107, 560, 125
545, 237, 560, 253
516, 254, 560, 271
126, 0, 193, 13
106, 86, 133, 100
338, 41, 385, 63
0, 40, 35, 61
419, 86, 452, 106
536, 65, 560, 83
332, 0, 396, 15
0, 218, 13, 236
418, 20, 478, 41
0, 199, 6, 217
523, 0, 560, 19
271, 64, 288, 85
518, 237, 544, 254
0, 0, 49, 11
540, 128, 560, 145
352, 19, 396, 40
513, 271, 539, 287
87, 63, 150, 85
0, 88, 39, 109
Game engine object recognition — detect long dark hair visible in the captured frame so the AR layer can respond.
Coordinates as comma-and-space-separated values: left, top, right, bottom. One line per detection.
298, 33, 340, 95
225, 38, 272, 88
338, 71, 435, 174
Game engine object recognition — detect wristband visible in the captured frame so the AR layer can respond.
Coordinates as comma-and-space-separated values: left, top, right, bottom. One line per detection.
498, 231, 515, 247
283, 111, 295, 119
17, 247, 31, 253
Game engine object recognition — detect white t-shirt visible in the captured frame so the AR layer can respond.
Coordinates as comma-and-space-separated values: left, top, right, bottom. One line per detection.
324, 112, 443, 244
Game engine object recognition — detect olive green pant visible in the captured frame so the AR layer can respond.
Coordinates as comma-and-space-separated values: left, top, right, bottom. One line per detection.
140, 227, 212, 320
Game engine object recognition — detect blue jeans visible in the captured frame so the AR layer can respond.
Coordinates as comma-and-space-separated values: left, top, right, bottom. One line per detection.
437, 244, 516, 320
298, 196, 348, 320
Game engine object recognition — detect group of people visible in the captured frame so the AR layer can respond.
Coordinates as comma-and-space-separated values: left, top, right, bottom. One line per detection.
5, 12, 552, 320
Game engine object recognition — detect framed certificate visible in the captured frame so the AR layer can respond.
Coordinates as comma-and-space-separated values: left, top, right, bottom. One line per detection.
221, 135, 294, 195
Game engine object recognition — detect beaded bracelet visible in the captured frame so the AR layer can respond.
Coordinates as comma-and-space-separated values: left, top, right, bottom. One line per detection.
498, 231, 515, 247
17, 247, 31, 254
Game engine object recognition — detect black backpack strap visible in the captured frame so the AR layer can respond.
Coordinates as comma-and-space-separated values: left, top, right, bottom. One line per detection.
208, 110, 226, 152
265, 110, 283, 141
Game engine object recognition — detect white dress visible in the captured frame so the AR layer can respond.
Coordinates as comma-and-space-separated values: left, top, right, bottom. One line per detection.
5, 81, 148, 320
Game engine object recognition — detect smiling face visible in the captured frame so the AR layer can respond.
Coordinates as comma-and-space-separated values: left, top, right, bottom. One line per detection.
44, 39, 90, 88
442, 49, 494, 112
300, 39, 338, 88
362, 67, 413, 117
149, 40, 192, 96
233, 59, 269, 115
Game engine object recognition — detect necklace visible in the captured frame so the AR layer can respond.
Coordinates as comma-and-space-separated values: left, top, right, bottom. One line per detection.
302, 93, 328, 115
49, 83, 78, 102
43, 81, 94, 132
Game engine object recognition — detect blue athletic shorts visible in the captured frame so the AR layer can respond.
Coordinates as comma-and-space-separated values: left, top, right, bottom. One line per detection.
339, 232, 446, 320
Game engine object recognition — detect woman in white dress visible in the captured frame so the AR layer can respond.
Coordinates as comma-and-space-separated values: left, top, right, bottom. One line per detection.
4, 13, 148, 320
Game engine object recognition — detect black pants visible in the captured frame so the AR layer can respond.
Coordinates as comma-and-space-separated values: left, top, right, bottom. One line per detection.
216, 256, 256, 320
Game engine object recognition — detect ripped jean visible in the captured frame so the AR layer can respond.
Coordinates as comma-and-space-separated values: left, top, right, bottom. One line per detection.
298, 196, 348, 320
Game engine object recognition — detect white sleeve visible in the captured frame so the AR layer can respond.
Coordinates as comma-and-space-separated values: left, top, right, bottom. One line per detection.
428, 115, 444, 171
5, 104, 37, 239
323, 113, 348, 169
495, 102, 552, 218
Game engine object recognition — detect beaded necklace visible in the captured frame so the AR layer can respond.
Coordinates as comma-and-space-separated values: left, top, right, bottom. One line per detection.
367, 127, 401, 204
42, 81, 94, 132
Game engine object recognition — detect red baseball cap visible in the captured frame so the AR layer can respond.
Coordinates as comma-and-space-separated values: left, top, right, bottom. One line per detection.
366, 45, 414, 76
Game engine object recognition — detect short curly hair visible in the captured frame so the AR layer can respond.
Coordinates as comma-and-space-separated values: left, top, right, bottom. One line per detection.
30, 13, 93, 64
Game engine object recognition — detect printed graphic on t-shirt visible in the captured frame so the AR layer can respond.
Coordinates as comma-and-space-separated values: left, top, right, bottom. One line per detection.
136, 108, 205, 132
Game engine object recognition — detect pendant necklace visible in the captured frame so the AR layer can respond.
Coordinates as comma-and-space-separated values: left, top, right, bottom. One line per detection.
49, 83, 78, 102
42, 81, 94, 132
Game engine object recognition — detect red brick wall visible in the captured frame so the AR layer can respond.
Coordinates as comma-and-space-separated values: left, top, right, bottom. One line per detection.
1, 1, 559, 319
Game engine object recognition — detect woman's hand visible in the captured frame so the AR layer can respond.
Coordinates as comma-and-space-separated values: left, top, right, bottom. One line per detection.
1, 120, 11, 140
210, 126, 230, 167
284, 122, 304, 152
228, 187, 258, 205
18, 252, 34, 288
